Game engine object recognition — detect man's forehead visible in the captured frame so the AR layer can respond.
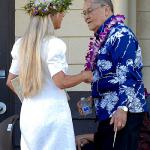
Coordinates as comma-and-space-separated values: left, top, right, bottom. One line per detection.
84, 0, 96, 3
83, 0, 99, 9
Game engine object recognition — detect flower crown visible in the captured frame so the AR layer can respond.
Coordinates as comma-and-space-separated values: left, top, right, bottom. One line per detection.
24, 0, 72, 16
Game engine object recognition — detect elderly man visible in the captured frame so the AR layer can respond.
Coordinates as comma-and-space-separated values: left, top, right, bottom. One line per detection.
77, 0, 147, 150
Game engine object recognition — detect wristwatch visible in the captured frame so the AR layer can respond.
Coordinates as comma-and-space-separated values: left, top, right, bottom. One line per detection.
118, 106, 128, 112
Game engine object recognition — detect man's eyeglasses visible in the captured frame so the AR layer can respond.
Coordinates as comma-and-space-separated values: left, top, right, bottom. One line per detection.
81, 4, 106, 17
81, 6, 100, 16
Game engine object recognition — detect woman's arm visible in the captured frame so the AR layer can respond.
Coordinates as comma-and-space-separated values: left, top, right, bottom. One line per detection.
6, 73, 18, 93
52, 71, 93, 89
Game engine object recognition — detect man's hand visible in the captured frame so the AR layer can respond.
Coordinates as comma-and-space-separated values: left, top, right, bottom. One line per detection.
110, 108, 127, 131
76, 134, 94, 150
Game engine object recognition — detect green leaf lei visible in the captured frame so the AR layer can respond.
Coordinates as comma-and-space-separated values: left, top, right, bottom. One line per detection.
24, 0, 72, 16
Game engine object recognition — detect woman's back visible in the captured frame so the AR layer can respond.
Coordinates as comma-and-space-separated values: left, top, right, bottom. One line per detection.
11, 37, 67, 100
40, 36, 68, 92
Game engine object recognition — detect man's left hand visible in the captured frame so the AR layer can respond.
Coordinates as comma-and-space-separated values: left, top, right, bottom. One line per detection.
110, 108, 127, 131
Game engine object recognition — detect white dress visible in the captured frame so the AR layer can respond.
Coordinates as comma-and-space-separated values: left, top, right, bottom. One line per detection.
9, 37, 76, 150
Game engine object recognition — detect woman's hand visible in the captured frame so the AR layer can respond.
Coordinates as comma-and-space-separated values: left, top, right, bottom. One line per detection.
81, 70, 93, 83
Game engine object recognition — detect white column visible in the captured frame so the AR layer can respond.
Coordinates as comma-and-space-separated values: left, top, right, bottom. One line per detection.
112, 0, 129, 25
128, 0, 136, 34
112, 0, 137, 34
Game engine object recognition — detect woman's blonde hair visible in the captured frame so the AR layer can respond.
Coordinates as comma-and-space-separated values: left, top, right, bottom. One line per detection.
19, 15, 54, 97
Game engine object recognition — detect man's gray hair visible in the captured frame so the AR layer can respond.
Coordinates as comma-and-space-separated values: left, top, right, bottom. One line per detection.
93, 0, 114, 13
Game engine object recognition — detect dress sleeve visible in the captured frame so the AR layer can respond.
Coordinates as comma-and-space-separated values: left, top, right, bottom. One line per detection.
9, 39, 22, 75
46, 38, 68, 77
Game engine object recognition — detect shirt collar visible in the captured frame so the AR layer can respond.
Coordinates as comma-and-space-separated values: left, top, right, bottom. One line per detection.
95, 15, 115, 39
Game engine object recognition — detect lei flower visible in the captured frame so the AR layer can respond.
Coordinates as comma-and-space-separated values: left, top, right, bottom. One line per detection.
84, 15, 125, 71
24, 0, 72, 16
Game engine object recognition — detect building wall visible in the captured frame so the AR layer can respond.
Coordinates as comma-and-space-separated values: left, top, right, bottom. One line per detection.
137, 0, 150, 91
15, 0, 150, 91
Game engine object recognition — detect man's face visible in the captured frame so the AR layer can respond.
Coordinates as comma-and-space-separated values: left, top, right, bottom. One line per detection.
83, 0, 107, 32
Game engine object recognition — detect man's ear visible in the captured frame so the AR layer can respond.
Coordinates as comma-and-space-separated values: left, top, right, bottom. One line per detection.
105, 5, 111, 18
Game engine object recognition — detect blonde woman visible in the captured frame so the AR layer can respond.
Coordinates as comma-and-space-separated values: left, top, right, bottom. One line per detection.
6, 0, 93, 149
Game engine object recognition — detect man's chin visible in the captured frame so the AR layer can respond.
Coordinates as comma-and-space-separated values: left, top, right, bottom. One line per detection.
88, 26, 99, 32
88, 27, 95, 32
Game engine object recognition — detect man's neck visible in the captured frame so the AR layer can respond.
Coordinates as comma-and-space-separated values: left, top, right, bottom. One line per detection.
94, 13, 114, 33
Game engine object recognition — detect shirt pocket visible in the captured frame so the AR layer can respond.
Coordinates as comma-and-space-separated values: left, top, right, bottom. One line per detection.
96, 55, 114, 77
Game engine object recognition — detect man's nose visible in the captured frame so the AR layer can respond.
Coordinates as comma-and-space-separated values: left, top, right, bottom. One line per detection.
85, 16, 90, 23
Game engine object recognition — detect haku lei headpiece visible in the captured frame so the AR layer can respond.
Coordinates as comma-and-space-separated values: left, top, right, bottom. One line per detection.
84, 15, 125, 71
24, 0, 72, 16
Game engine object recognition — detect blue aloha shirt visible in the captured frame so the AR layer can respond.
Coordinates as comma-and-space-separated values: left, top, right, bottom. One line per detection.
92, 15, 147, 121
